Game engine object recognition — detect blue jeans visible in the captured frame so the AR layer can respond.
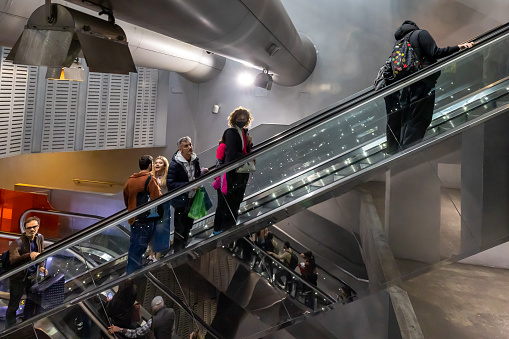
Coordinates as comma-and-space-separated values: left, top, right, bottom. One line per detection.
126, 221, 155, 275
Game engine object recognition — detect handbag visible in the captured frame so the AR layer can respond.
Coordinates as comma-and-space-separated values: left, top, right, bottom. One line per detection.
236, 161, 256, 173
188, 188, 208, 219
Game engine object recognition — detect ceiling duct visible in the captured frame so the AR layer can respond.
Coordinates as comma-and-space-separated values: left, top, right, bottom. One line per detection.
7, 3, 136, 74
65, 0, 317, 86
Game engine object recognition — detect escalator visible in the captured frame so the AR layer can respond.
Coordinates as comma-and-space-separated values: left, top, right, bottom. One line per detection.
2, 22, 509, 338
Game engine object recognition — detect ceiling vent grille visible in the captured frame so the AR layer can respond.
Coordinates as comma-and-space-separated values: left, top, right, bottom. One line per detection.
83, 72, 130, 150
133, 68, 158, 148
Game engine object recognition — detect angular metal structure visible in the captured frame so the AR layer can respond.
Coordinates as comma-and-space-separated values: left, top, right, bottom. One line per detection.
7, 3, 136, 74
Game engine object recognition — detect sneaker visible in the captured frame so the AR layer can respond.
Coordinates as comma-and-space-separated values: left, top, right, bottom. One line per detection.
213, 230, 223, 236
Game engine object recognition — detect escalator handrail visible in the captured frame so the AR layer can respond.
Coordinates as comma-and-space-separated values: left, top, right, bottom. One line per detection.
19, 208, 103, 233
2, 23, 509, 284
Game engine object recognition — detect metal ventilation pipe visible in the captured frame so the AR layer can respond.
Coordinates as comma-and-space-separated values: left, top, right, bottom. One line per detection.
0, 0, 225, 82
64, 0, 317, 86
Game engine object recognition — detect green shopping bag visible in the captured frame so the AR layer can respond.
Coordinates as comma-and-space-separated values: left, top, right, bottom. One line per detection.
188, 187, 208, 219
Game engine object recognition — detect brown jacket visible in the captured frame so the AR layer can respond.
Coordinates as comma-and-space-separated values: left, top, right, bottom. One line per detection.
9, 233, 45, 281
123, 170, 162, 224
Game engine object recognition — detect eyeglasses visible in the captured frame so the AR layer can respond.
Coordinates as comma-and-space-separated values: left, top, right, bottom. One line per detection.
25, 225, 39, 230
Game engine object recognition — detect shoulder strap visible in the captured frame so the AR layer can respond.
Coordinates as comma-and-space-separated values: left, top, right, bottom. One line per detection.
144, 175, 152, 194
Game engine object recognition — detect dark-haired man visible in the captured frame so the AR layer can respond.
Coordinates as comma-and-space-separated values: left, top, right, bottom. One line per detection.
123, 155, 161, 274
6, 216, 47, 328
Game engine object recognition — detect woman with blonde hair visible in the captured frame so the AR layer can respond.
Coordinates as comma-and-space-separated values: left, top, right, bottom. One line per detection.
213, 107, 254, 234
150, 155, 171, 260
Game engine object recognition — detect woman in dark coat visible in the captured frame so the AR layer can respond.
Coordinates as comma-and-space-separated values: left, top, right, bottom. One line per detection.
214, 107, 254, 233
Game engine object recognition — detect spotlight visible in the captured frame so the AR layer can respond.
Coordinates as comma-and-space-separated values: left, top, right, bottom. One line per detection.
238, 72, 254, 86
254, 69, 273, 90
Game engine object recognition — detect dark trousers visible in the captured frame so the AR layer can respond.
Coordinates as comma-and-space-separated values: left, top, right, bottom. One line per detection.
173, 204, 194, 252
218, 171, 249, 230
213, 189, 226, 232
6, 277, 33, 328
126, 221, 155, 275
385, 79, 436, 153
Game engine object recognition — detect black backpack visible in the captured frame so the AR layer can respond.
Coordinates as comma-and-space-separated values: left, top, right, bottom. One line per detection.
288, 251, 299, 271
136, 175, 164, 222
390, 30, 422, 81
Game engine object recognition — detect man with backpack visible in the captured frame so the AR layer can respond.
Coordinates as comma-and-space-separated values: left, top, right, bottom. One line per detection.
268, 241, 298, 288
383, 20, 473, 153
5, 216, 47, 328
123, 155, 162, 274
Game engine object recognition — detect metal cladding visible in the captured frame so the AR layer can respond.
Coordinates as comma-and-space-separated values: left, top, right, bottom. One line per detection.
65, 0, 318, 86
7, 4, 136, 74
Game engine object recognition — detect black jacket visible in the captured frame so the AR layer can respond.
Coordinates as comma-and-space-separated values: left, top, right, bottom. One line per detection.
395, 21, 460, 68
224, 127, 252, 165
152, 306, 175, 339
167, 151, 201, 191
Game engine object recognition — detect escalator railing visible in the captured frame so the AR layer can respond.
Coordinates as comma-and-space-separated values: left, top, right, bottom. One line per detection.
2, 22, 509, 337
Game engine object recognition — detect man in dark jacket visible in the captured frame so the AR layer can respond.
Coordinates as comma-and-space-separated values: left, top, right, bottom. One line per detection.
6, 216, 47, 328
108, 295, 175, 339
123, 155, 162, 274
385, 20, 472, 153
167, 136, 203, 251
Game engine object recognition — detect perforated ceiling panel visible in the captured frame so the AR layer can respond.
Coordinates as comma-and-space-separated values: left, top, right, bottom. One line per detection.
41, 80, 80, 152
133, 67, 158, 148
83, 72, 130, 150
0, 47, 30, 158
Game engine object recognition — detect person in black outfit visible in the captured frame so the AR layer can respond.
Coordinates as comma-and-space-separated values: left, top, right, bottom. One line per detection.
167, 136, 203, 251
105, 279, 138, 332
214, 107, 253, 233
385, 20, 473, 153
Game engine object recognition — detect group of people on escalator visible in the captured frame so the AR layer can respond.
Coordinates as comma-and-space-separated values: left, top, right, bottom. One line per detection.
122, 107, 255, 276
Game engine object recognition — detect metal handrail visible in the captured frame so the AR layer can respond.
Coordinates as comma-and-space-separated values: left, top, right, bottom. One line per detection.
19, 208, 103, 233
2, 23, 509, 284
72, 178, 124, 187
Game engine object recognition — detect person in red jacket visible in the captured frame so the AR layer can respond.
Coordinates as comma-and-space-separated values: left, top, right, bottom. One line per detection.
123, 155, 161, 274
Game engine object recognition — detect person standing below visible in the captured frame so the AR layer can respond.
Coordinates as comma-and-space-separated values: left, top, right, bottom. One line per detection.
214, 107, 254, 233
108, 296, 175, 339
149, 155, 171, 261
123, 155, 162, 275
6, 216, 47, 328
167, 137, 203, 252
385, 20, 473, 153
267, 241, 294, 288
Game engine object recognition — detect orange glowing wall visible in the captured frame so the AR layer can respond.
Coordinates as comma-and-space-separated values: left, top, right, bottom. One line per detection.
0, 189, 58, 238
